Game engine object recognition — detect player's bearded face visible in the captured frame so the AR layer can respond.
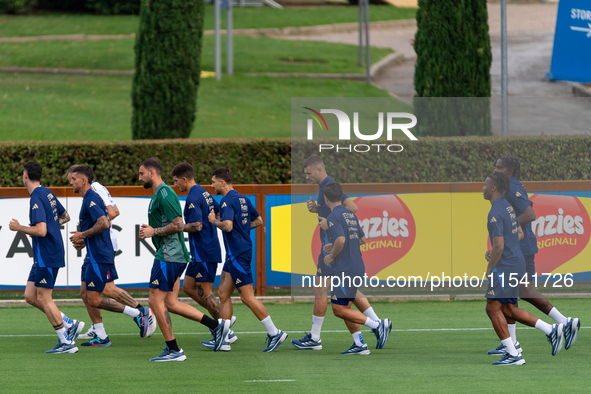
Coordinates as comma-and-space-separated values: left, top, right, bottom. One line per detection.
142, 178, 153, 189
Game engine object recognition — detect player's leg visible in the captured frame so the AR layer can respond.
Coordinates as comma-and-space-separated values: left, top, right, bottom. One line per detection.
182, 262, 221, 319
334, 301, 370, 355
24, 280, 44, 312
353, 290, 380, 320
501, 302, 564, 356
79, 280, 107, 344
218, 269, 235, 320
485, 299, 524, 365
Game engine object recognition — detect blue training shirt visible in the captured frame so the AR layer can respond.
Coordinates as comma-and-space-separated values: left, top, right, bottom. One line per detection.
487, 197, 525, 272
317, 176, 349, 256
184, 185, 222, 263
79, 189, 114, 265
504, 177, 538, 256
29, 186, 66, 268
326, 205, 366, 274
220, 190, 259, 261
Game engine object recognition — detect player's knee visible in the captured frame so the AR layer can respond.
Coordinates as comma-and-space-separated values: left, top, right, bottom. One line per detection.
218, 289, 230, 302
24, 291, 37, 306
331, 304, 344, 318
87, 294, 101, 308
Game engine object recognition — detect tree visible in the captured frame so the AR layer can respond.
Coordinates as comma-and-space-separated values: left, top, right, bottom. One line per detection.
413, 0, 492, 136
132, 0, 204, 139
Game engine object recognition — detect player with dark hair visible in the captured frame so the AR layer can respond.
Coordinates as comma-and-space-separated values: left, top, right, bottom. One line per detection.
292, 155, 383, 351
209, 167, 287, 352
171, 163, 237, 351
491, 156, 580, 354
9, 161, 84, 354
68, 165, 156, 347
483, 172, 564, 365
319, 182, 391, 354
139, 159, 230, 361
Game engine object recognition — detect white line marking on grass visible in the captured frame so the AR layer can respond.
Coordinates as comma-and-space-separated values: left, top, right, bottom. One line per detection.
2, 327, 589, 338
244, 380, 295, 383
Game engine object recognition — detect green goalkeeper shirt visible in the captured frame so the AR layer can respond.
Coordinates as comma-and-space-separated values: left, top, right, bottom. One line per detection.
148, 182, 190, 263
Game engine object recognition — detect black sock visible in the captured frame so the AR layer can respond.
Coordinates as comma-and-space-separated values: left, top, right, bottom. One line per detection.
165, 339, 180, 352
136, 304, 143, 309
200, 315, 219, 331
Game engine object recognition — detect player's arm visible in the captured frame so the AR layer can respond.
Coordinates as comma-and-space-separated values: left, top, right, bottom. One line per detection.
59, 211, 70, 225
359, 236, 366, 245
155, 216, 184, 236
9, 220, 47, 237
208, 211, 233, 232
106, 205, 120, 221
343, 197, 358, 213
518, 226, 524, 241
250, 216, 263, 229
306, 197, 318, 213
324, 236, 345, 265
517, 205, 535, 226
184, 221, 203, 233
72, 215, 110, 242
486, 236, 504, 277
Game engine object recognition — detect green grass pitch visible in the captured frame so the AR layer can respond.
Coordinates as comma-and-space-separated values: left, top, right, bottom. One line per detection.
0, 298, 588, 393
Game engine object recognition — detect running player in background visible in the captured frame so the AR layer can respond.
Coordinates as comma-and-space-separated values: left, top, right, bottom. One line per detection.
67, 165, 155, 346
69, 165, 156, 347
319, 182, 391, 355
170, 163, 237, 351
9, 161, 84, 354
490, 155, 580, 354
139, 158, 229, 362
483, 172, 564, 366
208, 167, 287, 352
292, 155, 383, 351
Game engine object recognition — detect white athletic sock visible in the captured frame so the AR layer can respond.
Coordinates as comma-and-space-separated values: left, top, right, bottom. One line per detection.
352, 331, 364, 346
56, 327, 70, 344
548, 307, 567, 326
260, 316, 279, 336
501, 337, 518, 357
507, 323, 517, 344
94, 323, 107, 339
310, 315, 324, 341
122, 305, 141, 318
362, 307, 379, 321
534, 319, 553, 336
61, 312, 73, 329
363, 317, 379, 329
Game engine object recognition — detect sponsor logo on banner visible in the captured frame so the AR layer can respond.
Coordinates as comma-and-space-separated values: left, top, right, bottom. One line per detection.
529, 194, 590, 273
311, 195, 416, 276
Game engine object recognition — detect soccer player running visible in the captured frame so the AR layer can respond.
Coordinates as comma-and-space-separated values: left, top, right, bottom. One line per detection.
318, 182, 391, 355
489, 155, 580, 355
9, 161, 84, 354
138, 158, 229, 362
208, 168, 288, 352
483, 172, 564, 366
67, 165, 155, 347
170, 163, 237, 351
292, 155, 383, 351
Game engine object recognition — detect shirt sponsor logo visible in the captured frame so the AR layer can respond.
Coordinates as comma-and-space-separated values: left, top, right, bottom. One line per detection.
89, 201, 96, 208
32, 204, 39, 210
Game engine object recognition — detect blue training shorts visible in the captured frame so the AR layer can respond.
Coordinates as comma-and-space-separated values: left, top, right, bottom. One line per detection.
149, 259, 187, 292
185, 260, 218, 283
82, 260, 118, 292
222, 253, 253, 288
27, 264, 59, 289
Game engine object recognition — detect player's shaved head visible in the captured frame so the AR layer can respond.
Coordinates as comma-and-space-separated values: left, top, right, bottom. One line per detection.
303, 155, 324, 169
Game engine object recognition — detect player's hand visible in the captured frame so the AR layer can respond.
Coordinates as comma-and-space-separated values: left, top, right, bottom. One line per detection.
307, 197, 318, 213
8, 219, 21, 231
69, 231, 84, 244
485, 269, 492, 279
139, 224, 154, 239
485, 250, 492, 262
208, 211, 216, 224
318, 216, 328, 230
73, 241, 86, 251
323, 243, 333, 254
324, 255, 333, 266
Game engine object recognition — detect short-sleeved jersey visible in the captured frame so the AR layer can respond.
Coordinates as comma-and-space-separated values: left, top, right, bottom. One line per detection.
80, 189, 114, 265
326, 205, 366, 274
184, 185, 222, 263
148, 183, 190, 263
29, 186, 66, 268
487, 197, 525, 270
91, 181, 118, 252
504, 178, 538, 256
219, 190, 259, 261
317, 176, 349, 254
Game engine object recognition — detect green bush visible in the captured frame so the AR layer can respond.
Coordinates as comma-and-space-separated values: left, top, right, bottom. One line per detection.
0, 136, 589, 187
413, 0, 492, 136
132, 0, 204, 140
0, 0, 35, 14
31, 0, 139, 14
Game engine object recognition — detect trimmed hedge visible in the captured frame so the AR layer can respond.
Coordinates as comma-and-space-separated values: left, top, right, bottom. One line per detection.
0, 136, 589, 187
1, 0, 141, 14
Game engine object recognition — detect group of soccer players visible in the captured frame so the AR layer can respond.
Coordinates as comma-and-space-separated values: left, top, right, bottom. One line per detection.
8, 154, 580, 364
